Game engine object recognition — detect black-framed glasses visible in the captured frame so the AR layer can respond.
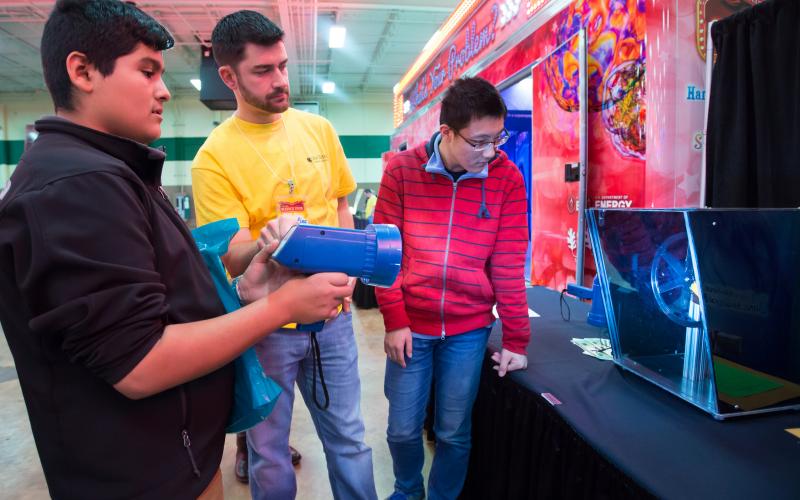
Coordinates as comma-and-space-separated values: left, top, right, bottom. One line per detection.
454, 128, 510, 152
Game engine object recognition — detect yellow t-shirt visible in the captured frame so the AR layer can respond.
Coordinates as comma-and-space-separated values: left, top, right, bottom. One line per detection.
192, 108, 356, 238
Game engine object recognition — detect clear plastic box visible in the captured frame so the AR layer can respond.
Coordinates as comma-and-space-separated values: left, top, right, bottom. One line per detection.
587, 208, 800, 419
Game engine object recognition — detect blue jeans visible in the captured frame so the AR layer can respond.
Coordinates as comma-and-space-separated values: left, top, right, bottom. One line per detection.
247, 312, 377, 500
385, 326, 491, 500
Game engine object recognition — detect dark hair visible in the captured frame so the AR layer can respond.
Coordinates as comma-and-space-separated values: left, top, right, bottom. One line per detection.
41, 0, 173, 111
440, 77, 507, 131
211, 10, 284, 68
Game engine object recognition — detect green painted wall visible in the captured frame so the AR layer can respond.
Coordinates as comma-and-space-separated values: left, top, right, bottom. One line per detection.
338, 136, 390, 159
0, 135, 389, 165
0, 140, 24, 165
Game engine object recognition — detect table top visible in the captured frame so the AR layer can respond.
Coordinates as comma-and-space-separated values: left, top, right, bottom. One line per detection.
486, 287, 800, 500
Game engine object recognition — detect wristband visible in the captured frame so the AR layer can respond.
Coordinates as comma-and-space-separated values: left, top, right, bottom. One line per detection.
231, 275, 245, 305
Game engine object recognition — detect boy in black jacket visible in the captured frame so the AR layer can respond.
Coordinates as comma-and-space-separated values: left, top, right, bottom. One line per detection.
0, 1, 352, 498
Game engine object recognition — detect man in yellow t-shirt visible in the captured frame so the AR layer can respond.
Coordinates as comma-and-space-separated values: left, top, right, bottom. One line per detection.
193, 107, 354, 240
363, 189, 378, 225
191, 11, 376, 500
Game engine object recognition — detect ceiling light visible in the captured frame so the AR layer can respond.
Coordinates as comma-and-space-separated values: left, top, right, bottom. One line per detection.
190, 78, 202, 91
321, 81, 336, 94
329, 25, 346, 48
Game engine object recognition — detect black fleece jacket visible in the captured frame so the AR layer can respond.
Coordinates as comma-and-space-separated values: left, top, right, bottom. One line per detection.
0, 117, 233, 499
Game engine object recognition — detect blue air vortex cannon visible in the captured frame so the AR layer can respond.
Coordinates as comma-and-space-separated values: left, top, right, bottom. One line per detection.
272, 222, 402, 288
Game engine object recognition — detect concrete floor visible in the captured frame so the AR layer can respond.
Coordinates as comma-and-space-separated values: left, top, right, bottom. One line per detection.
0, 305, 433, 499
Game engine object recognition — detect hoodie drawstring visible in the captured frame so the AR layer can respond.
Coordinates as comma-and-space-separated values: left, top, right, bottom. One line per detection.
425, 159, 491, 219
478, 179, 491, 218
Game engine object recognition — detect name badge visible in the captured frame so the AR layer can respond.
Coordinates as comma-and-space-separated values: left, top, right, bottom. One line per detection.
276, 194, 307, 218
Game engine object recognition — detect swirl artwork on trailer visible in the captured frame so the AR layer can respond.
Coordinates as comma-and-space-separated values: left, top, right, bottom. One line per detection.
544, 0, 646, 159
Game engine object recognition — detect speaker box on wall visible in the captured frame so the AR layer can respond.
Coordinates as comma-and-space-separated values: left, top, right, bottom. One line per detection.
199, 47, 236, 111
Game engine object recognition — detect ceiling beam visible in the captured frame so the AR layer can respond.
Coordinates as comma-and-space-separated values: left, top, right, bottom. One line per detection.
360, 10, 397, 92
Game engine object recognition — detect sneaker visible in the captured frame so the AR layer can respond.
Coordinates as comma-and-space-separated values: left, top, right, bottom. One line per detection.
234, 432, 249, 484
234, 440, 300, 480
234, 449, 248, 484
290, 445, 302, 466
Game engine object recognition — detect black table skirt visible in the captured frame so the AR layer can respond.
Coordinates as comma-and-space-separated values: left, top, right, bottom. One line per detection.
463, 357, 652, 500
460, 287, 800, 500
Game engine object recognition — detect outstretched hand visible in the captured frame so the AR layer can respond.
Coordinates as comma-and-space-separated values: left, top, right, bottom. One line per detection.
237, 239, 297, 304
491, 349, 528, 377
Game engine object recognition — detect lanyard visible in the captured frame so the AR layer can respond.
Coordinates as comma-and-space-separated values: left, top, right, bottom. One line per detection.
233, 116, 299, 194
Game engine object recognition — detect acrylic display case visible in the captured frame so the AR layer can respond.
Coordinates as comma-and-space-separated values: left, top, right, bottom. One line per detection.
587, 208, 800, 419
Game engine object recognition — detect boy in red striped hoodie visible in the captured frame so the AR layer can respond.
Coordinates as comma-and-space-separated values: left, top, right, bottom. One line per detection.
374, 77, 530, 500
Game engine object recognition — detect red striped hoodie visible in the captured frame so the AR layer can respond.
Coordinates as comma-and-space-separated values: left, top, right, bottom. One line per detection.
374, 133, 531, 354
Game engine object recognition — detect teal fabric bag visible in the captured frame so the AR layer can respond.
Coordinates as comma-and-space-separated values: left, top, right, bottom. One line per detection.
192, 218, 282, 433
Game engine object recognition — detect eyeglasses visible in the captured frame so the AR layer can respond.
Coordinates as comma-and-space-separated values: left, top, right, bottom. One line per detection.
454, 128, 510, 152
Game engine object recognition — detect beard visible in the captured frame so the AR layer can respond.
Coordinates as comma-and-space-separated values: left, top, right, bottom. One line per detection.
238, 77, 290, 114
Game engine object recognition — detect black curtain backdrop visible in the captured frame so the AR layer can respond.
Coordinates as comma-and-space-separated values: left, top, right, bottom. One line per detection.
706, 0, 800, 207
